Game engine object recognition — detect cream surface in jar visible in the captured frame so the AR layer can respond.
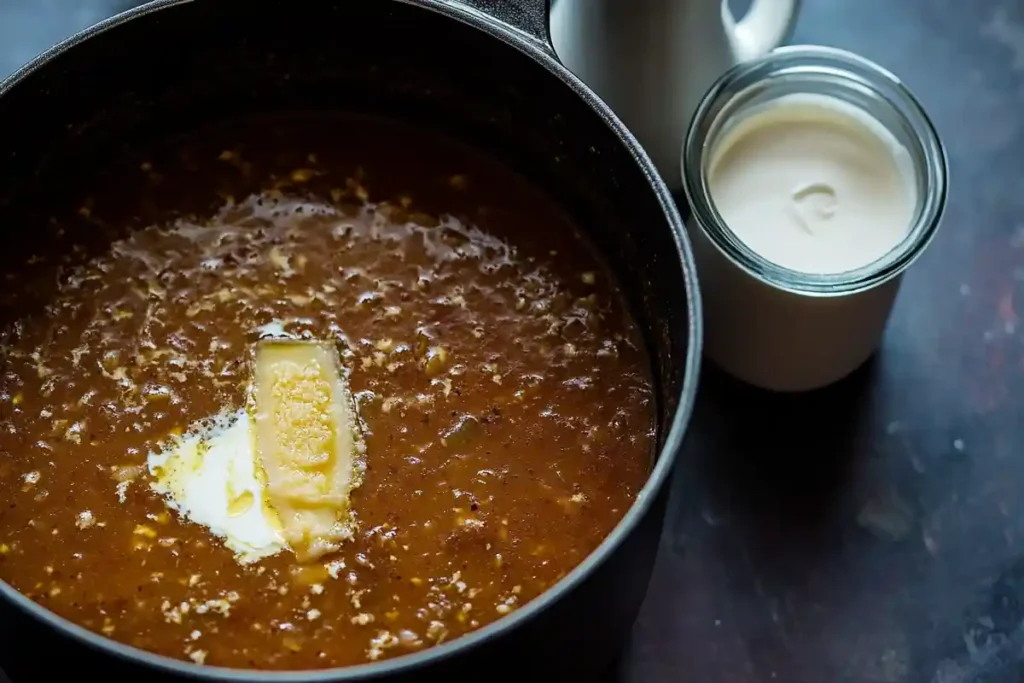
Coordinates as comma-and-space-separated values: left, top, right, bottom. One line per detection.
707, 93, 918, 275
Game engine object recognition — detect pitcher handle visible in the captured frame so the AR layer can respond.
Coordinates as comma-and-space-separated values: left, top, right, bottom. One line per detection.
725, 0, 801, 62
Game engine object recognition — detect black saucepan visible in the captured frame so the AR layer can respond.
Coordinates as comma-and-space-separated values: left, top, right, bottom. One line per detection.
0, 0, 701, 680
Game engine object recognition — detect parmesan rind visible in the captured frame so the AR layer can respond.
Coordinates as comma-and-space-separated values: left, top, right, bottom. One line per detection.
253, 341, 364, 561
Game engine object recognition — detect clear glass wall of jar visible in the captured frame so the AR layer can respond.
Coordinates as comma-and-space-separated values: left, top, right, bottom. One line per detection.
682, 45, 948, 392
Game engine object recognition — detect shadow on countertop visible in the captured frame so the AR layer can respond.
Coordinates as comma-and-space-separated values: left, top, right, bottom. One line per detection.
674, 358, 881, 577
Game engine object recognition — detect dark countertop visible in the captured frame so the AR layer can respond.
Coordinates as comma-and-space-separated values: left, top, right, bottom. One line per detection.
623, 3, 1024, 682
0, 1, 1020, 682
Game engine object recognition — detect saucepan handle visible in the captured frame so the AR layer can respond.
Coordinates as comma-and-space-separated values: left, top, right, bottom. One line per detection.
438, 0, 555, 58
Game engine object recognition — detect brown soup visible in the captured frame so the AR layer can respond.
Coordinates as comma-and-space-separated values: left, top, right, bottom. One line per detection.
0, 116, 655, 669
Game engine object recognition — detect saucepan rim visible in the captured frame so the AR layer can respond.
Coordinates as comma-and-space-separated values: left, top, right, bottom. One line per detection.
0, 0, 703, 678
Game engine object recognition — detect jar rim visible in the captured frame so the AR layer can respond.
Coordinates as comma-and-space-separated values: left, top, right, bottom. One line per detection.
682, 44, 948, 297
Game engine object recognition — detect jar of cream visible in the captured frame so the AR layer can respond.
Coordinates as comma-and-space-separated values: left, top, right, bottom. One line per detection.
683, 46, 948, 392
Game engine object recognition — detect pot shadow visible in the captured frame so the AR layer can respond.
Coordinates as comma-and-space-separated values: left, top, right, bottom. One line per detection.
604, 356, 884, 682
673, 355, 880, 556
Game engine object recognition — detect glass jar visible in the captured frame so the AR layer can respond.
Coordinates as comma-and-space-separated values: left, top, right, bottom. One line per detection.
682, 45, 948, 392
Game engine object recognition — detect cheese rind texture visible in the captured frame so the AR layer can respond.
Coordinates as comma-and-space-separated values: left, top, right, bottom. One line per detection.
253, 341, 363, 562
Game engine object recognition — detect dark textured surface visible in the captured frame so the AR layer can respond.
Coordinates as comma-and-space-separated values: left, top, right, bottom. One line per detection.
0, 0, 1021, 681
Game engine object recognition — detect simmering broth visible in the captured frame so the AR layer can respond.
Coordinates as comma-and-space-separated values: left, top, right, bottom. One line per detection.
0, 116, 655, 669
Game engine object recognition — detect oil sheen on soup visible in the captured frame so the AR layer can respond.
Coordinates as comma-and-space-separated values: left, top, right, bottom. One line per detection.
0, 117, 655, 669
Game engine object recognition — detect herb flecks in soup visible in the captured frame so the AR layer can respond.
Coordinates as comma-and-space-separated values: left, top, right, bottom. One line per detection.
0, 118, 655, 669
